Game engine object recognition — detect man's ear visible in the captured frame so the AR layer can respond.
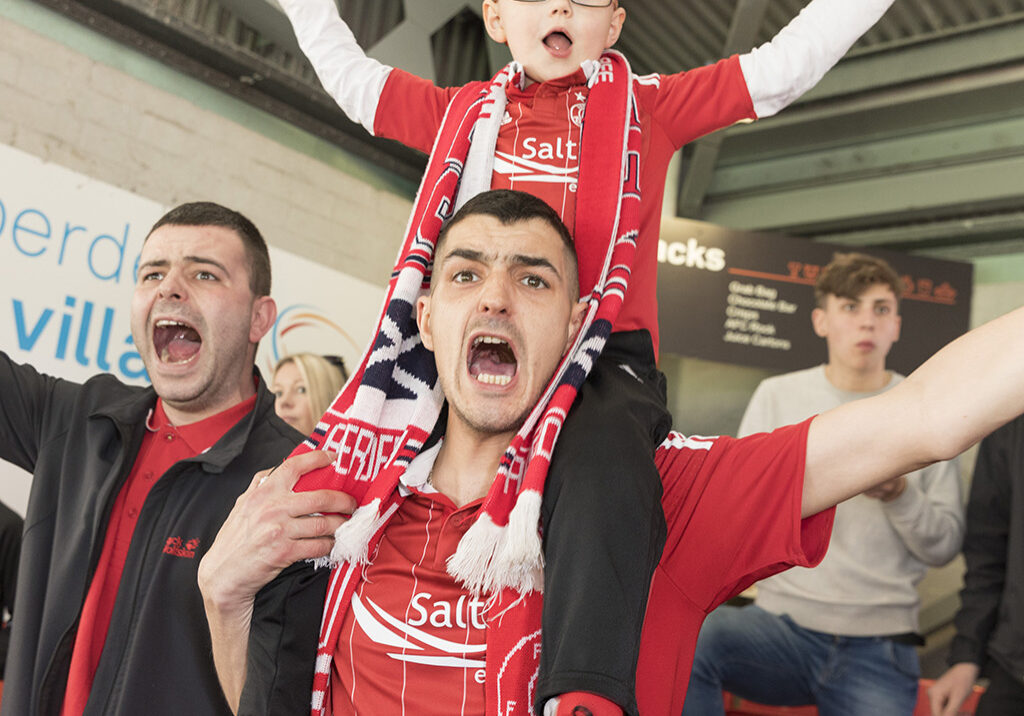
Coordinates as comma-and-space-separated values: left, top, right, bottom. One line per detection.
249, 296, 277, 343
565, 299, 587, 351
606, 6, 626, 48
417, 294, 435, 352
892, 314, 902, 343
481, 0, 507, 44
811, 306, 828, 339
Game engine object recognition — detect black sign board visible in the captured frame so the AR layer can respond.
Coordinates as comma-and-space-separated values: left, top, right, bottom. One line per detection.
656, 218, 973, 375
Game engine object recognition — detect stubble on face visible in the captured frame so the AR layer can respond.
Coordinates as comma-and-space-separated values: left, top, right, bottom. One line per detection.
131, 225, 263, 423
420, 215, 582, 444
446, 317, 533, 437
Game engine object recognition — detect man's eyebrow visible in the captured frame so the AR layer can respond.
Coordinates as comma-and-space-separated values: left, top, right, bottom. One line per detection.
136, 256, 230, 276
510, 254, 559, 276
184, 255, 230, 274
441, 247, 488, 264
138, 258, 170, 272
440, 247, 560, 277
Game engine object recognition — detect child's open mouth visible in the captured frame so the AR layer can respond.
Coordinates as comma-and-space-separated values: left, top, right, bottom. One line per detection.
543, 31, 573, 55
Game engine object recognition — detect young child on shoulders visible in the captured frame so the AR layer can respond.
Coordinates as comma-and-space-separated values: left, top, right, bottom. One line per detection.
278, 0, 897, 712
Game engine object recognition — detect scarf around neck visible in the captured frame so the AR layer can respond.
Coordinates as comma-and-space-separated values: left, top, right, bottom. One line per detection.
291, 51, 642, 715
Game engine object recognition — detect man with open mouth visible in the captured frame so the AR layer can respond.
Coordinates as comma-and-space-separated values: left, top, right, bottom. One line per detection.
0, 202, 348, 716
200, 189, 1024, 716
276, 0, 903, 709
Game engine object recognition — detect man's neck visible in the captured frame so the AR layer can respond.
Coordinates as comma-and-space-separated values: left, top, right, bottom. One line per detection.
161, 384, 257, 427
429, 421, 513, 508
824, 362, 891, 393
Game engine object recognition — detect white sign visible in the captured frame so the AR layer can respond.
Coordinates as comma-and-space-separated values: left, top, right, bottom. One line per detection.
0, 143, 384, 514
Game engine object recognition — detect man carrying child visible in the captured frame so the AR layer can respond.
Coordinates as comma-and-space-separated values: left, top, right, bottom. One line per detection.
274, 0, 900, 710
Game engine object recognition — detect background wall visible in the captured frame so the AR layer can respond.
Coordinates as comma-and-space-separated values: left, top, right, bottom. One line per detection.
0, 0, 414, 287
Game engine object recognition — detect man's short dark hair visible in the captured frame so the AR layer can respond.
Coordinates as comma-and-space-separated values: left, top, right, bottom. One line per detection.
147, 202, 272, 297
435, 189, 579, 298
814, 252, 903, 308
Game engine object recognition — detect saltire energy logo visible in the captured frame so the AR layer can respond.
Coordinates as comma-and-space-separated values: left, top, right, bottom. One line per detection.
351, 592, 486, 670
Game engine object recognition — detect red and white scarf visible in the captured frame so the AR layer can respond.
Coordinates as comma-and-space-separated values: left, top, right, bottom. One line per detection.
291, 51, 641, 715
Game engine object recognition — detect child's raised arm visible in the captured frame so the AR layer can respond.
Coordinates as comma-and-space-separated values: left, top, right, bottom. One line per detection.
740, 0, 895, 118
278, 0, 392, 133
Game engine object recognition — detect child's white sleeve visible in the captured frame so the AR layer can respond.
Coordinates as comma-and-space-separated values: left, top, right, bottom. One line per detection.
277, 0, 392, 134
738, 0, 894, 118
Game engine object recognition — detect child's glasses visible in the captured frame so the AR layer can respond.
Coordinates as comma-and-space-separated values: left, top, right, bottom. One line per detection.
512, 0, 614, 7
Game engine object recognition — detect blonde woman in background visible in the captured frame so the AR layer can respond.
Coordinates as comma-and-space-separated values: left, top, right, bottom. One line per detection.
271, 353, 347, 435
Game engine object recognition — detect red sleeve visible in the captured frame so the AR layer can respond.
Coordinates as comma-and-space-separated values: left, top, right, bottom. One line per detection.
655, 419, 834, 612
644, 54, 756, 149
636, 421, 833, 715
374, 69, 461, 154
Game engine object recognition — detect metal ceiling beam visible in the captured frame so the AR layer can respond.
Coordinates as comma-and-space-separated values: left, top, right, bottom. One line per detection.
702, 153, 1024, 234
711, 115, 1024, 196
718, 22, 1024, 162
815, 211, 1024, 251
215, 0, 306, 56
720, 62, 1024, 164
794, 18, 1024, 105
694, 19, 1024, 256
674, 0, 770, 220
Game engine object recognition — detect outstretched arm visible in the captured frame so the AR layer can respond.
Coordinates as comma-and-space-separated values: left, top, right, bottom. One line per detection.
277, 0, 392, 132
198, 450, 353, 711
740, 0, 895, 118
802, 304, 1024, 516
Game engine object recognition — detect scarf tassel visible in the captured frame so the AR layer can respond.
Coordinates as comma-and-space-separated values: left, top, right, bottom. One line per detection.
317, 498, 385, 568
446, 490, 545, 595
302, 52, 640, 716
495, 490, 544, 594
447, 511, 505, 595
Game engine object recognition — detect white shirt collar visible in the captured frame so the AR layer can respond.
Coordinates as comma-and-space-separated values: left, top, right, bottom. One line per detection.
398, 439, 442, 495
508, 59, 601, 90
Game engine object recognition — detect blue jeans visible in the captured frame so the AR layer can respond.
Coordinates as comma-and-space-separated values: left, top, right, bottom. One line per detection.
682, 604, 920, 716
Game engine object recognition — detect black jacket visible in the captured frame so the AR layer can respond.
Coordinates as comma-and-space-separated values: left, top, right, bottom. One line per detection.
0, 351, 302, 715
948, 414, 1024, 684
0, 499, 23, 673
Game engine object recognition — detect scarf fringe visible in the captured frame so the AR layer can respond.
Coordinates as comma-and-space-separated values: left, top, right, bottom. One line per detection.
319, 498, 384, 568
447, 511, 504, 595
305, 52, 640, 716
495, 490, 544, 593
446, 491, 545, 595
